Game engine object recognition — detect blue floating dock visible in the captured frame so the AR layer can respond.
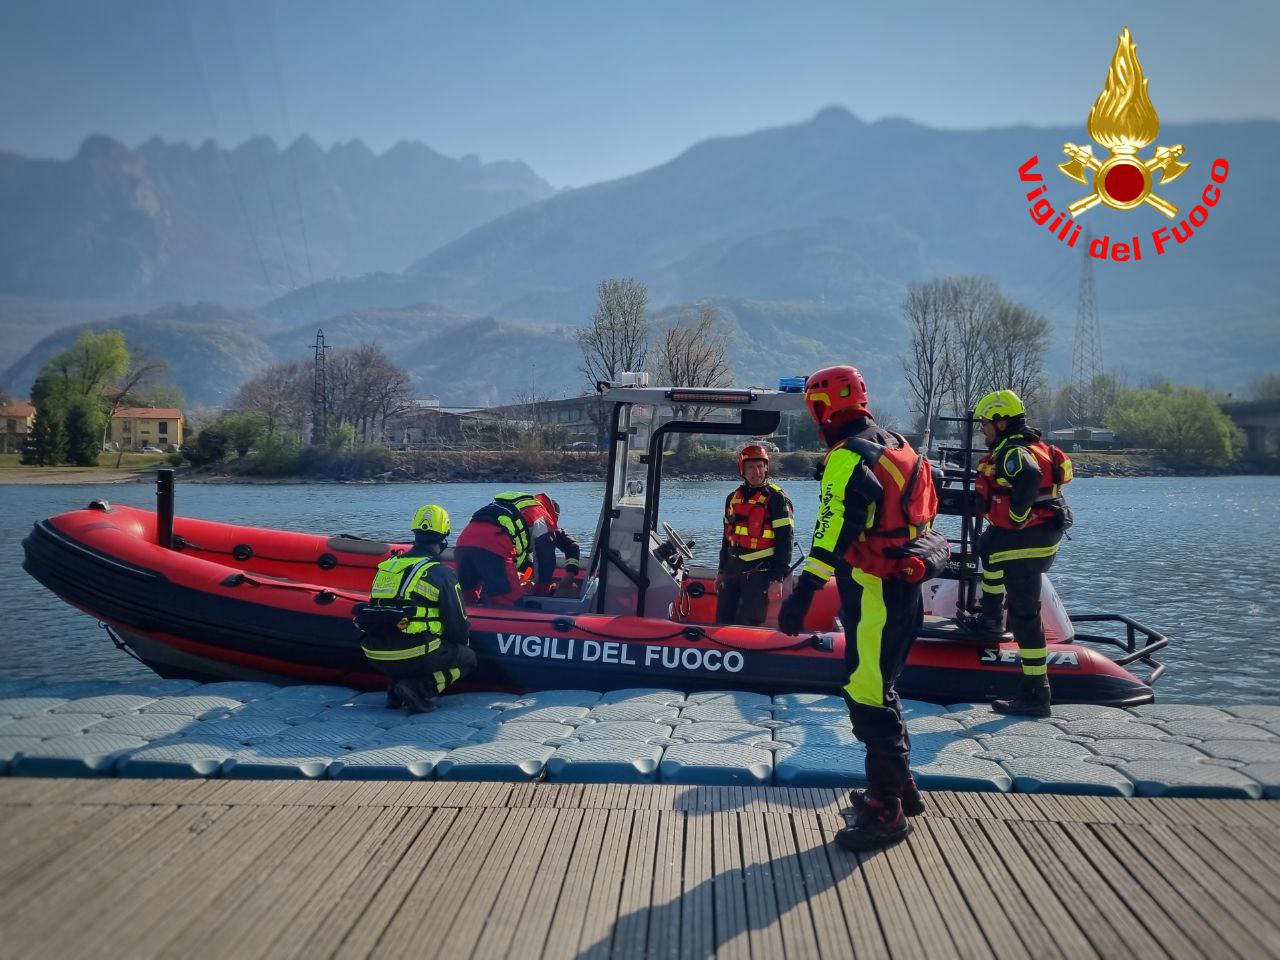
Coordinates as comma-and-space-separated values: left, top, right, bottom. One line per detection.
0, 679, 1277, 797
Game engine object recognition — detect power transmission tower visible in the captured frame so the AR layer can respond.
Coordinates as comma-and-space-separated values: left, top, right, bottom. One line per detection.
1070, 233, 1104, 425
310, 328, 331, 446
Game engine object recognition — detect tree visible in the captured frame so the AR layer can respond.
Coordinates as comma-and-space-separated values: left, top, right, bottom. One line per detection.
21, 374, 67, 466
233, 361, 312, 438
577, 277, 651, 443
328, 343, 412, 443
63, 397, 103, 466
26, 330, 132, 466
1106, 385, 1236, 467
1246, 374, 1280, 403
900, 280, 950, 453
218, 411, 270, 458
978, 297, 1051, 408
577, 278, 650, 390
652, 305, 733, 454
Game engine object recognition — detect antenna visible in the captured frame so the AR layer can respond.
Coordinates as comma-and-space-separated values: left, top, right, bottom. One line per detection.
311, 328, 331, 446
1070, 232, 1104, 425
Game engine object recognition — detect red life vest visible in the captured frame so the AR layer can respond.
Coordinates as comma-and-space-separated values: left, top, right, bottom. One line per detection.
977, 437, 1073, 530
841, 434, 940, 578
724, 483, 791, 560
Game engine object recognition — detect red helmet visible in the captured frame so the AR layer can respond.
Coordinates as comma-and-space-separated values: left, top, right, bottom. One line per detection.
738, 443, 770, 478
804, 365, 869, 430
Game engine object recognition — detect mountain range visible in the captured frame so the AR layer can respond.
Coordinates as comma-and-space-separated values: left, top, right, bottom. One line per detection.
3, 109, 1276, 413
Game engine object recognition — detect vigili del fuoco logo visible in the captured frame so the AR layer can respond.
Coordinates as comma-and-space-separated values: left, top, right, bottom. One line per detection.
1018, 27, 1228, 262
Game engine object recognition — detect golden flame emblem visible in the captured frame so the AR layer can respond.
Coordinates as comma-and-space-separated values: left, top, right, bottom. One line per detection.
1058, 28, 1189, 218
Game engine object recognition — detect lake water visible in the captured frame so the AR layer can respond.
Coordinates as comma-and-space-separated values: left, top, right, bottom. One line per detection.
2, 476, 1277, 705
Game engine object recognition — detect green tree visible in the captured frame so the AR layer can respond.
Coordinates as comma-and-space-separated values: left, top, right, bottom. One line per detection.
1106, 385, 1236, 467
21, 375, 67, 465
63, 397, 104, 466
218, 411, 269, 458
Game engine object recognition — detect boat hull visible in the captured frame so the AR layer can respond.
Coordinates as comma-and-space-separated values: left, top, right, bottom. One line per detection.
23, 504, 1157, 705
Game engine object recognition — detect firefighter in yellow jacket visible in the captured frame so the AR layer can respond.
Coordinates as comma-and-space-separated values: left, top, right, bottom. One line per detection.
779, 365, 945, 852
963, 390, 1073, 717
355, 504, 476, 713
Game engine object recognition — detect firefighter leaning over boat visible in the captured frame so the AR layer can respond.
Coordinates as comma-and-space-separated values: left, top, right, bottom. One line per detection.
778, 365, 949, 852
355, 504, 476, 714
454, 491, 581, 607
715, 444, 794, 626
962, 389, 1073, 718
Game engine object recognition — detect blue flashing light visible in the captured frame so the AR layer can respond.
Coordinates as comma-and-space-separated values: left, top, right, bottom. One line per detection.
778, 376, 807, 393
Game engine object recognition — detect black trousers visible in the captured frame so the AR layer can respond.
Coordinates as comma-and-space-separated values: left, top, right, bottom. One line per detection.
715, 557, 774, 626
837, 567, 923, 797
978, 524, 1062, 680
370, 642, 478, 696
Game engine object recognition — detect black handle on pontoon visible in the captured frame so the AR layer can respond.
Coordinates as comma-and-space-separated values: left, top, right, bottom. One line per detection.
156, 468, 174, 550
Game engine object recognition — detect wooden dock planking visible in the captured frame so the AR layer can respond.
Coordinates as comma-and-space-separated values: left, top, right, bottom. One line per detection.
0, 779, 1276, 960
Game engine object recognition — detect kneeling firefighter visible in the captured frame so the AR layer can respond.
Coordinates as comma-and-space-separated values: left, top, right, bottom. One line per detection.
455, 492, 581, 607
355, 505, 476, 713
963, 389, 1073, 718
777, 365, 949, 851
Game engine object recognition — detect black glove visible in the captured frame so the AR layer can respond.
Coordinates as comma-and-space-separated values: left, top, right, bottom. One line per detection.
777, 578, 819, 636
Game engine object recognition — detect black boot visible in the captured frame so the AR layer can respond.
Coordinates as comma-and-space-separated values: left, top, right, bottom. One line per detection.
844, 776, 926, 818
385, 683, 403, 710
992, 678, 1051, 718
392, 679, 436, 714
958, 596, 1007, 636
835, 792, 912, 852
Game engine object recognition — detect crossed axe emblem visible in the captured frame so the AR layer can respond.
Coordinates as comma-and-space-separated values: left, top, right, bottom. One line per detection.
1058, 143, 1190, 218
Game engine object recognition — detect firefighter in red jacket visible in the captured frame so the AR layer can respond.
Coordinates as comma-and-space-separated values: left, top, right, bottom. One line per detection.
778, 365, 940, 852
454, 491, 581, 607
963, 390, 1073, 717
715, 444, 794, 626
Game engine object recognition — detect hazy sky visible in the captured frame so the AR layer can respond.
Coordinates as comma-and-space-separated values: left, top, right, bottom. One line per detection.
2, 0, 1275, 188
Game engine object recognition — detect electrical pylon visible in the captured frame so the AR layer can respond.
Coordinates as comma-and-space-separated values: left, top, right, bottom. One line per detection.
1070, 233, 1104, 425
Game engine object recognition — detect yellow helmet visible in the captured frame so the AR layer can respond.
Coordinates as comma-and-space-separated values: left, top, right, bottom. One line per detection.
974, 389, 1025, 422
410, 504, 451, 540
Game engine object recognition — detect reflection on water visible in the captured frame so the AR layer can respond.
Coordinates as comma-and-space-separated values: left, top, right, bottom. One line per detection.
2, 475, 1277, 704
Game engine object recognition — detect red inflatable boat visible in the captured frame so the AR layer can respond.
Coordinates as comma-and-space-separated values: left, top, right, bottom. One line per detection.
23, 385, 1168, 706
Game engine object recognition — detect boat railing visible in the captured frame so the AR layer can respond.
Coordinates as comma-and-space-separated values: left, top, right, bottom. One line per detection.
1067, 612, 1168, 684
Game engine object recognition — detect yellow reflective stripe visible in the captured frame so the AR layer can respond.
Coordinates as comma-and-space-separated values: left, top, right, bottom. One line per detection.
843, 568, 886, 707
803, 556, 835, 581
762, 529, 775, 539
734, 526, 750, 535
361, 644, 428, 661
879, 455, 906, 491
433, 670, 447, 693
1022, 663, 1048, 676
771, 517, 793, 528
983, 569, 1005, 581
738, 547, 776, 562
1020, 647, 1048, 659
449, 667, 461, 683
980, 583, 1005, 595
988, 544, 1060, 564
414, 581, 441, 601
813, 447, 860, 556
1008, 505, 1031, 524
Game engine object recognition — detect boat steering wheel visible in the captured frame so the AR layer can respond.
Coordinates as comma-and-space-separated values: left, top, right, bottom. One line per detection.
661, 521, 696, 561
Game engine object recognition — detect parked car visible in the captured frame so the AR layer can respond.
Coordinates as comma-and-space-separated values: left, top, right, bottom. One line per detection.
140, 445, 164, 453
562, 441, 597, 452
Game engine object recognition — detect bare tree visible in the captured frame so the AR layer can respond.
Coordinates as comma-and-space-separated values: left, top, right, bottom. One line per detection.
577, 277, 650, 442
978, 297, 1051, 406
234, 361, 312, 438
327, 343, 412, 443
653, 305, 733, 453
104, 354, 168, 461
577, 278, 650, 389
900, 281, 950, 453
940, 275, 999, 444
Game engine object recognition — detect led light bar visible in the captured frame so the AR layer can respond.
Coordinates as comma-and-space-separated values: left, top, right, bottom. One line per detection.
666, 388, 755, 404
